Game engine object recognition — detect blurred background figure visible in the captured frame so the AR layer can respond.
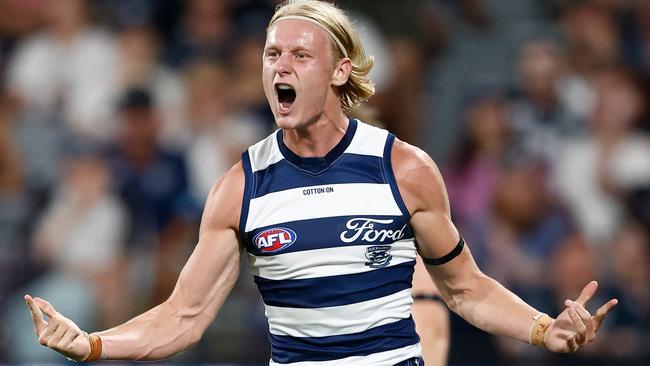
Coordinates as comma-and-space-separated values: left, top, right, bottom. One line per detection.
555, 69, 650, 246
0, 0, 648, 364
6, 0, 118, 141
115, 24, 186, 148
183, 60, 266, 203
3, 138, 127, 362
106, 87, 197, 308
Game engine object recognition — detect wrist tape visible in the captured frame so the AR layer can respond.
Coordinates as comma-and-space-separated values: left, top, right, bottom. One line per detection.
83, 333, 103, 362
529, 313, 552, 347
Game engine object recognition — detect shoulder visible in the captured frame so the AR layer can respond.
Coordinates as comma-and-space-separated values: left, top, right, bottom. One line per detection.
390, 138, 449, 216
201, 162, 246, 233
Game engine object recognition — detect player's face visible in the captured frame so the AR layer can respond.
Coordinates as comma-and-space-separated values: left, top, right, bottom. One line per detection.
262, 19, 336, 130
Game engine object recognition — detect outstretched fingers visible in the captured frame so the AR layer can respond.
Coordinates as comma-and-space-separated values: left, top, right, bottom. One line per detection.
593, 298, 619, 332
565, 299, 595, 343
24, 295, 47, 336
574, 281, 598, 306
33, 297, 59, 319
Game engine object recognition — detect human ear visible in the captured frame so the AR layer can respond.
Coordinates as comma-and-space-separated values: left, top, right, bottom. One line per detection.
332, 58, 352, 86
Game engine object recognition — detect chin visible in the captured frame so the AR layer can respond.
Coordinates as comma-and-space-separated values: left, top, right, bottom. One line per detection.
274, 113, 303, 130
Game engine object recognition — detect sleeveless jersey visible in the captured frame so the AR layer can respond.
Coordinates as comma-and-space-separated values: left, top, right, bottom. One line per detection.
239, 119, 422, 365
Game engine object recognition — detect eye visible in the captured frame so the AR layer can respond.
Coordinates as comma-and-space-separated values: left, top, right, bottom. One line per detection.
265, 50, 279, 59
296, 52, 309, 59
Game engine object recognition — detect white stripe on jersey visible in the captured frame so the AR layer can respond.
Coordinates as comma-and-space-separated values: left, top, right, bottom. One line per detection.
248, 123, 388, 176
249, 131, 283, 172
266, 288, 413, 337
249, 239, 416, 280
269, 343, 422, 366
246, 183, 401, 232
345, 123, 388, 157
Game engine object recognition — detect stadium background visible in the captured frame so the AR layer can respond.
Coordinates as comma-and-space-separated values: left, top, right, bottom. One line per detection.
0, 0, 648, 365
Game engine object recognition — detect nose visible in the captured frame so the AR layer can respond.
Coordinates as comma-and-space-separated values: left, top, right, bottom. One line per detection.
274, 52, 292, 75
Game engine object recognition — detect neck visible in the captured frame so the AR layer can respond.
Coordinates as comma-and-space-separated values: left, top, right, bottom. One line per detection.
282, 110, 349, 157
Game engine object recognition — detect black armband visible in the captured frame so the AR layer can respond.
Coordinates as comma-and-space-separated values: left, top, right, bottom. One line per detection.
422, 237, 465, 266
412, 293, 445, 304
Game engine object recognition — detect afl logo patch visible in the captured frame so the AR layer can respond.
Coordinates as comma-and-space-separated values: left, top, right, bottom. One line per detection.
254, 228, 297, 253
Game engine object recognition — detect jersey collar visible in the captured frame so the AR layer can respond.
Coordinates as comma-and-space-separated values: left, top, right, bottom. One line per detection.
277, 118, 357, 174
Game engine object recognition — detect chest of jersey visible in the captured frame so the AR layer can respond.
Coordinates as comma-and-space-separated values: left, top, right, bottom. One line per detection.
238, 120, 421, 365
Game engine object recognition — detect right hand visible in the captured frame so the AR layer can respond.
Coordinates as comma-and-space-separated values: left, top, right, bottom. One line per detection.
24, 294, 91, 361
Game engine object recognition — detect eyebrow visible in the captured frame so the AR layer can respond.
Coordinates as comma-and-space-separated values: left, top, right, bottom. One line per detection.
263, 45, 315, 53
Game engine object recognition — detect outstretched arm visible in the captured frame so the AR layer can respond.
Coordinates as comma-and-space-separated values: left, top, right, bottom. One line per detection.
391, 139, 618, 353
25, 162, 246, 361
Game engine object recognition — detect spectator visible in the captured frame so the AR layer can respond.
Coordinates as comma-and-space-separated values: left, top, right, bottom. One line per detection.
558, 2, 620, 120
602, 218, 650, 359
509, 39, 584, 168
555, 69, 650, 245
0, 94, 40, 311
163, 0, 234, 69
107, 87, 197, 306
4, 139, 127, 362
229, 36, 275, 128
115, 24, 186, 148
486, 161, 575, 307
184, 60, 265, 202
6, 0, 119, 141
444, 93, 511, 266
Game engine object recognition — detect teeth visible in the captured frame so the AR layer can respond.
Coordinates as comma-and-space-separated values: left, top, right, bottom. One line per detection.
277, 84, 293, 90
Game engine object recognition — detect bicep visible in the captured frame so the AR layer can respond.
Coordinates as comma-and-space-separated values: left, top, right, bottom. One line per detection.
392, 140, 483, 303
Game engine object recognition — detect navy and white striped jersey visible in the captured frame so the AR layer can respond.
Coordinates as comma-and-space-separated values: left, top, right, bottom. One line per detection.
239, 119, 422, 365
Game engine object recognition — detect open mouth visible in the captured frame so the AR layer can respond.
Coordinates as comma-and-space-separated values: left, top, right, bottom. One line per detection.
275, 83, 296, 113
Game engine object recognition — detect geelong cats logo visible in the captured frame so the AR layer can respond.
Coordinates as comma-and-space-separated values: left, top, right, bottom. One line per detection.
254, 228, 297, 253
365, 246, 392, 268
340, 218, 407, 243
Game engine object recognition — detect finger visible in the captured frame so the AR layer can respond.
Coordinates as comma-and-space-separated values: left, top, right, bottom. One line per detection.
33, 297, 59, 320
57, 328, 83, 357
24, 295, 47, 335
574, 280, 598, 306
59, 327, 80, 349
593, 298, 619, 331
47, 325, 68, 349
565, 300, 595, 341
567, 307, 588, 345
39, 322, 60, 346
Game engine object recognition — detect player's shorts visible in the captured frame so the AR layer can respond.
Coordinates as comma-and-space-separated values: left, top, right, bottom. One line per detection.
394, 357, 424, 366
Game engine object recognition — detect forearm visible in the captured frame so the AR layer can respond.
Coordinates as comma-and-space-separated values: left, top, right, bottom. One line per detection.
96, 298, 213, 361
95, 244, 240, 361
447, 273, 540, 344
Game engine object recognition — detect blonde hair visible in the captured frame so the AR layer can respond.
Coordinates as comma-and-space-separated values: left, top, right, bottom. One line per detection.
269, 0, 375, 111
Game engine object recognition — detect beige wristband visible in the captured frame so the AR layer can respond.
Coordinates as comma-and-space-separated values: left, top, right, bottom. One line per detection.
529, 313, 552, 347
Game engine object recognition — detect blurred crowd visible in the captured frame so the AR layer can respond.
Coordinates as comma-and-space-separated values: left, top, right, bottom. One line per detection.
0, 0, 648, 365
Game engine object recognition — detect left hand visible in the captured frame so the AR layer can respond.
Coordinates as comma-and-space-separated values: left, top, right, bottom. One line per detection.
545, 281, 618, 353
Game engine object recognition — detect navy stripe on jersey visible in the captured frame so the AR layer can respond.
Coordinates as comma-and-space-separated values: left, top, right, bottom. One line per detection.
270, 317, 419, 363
253, 154, 384, 198
254, 261, 415, 308
239, 151, 254, 236
383, 133, 412, 220
245, 215, 415, 256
